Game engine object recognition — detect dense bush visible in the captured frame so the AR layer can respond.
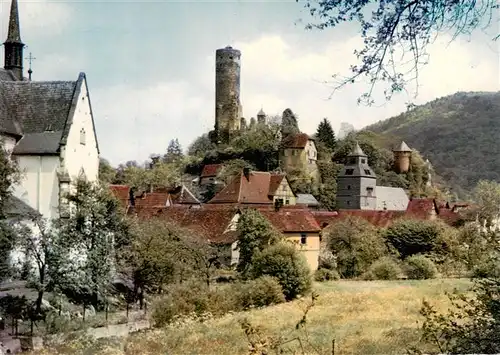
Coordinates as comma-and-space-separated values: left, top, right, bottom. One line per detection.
314, 268, 340, 282
325, 216, 388, 278
472, 258, 500, 279
250, 242, 312, 300
151, 276, 286, 327
405, 254, 438, 280
236, 276, 285, 309
362, 257, 401, 280
384, 219, 450, 259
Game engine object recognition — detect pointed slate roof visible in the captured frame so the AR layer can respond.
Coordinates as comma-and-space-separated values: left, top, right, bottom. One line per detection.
0, 72, 99, 154
393, 141, 412, 152
348, 142, 366, 156
257, 108, 265, 116
5, 0, 22, 44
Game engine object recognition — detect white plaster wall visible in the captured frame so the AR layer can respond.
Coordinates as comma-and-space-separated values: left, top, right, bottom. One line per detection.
12, 156, 60, 219
231, 241, 240, 266
306, 140, 317, 162
60, 78, 99, 182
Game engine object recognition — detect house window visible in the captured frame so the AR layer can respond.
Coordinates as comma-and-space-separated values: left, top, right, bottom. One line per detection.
292, 150, 296, 156
300, 233, 307, 245
347, 185, 351, 190
364, 169, 371, 175
285, 199, 289, 205
347, 200, 351, 205
361, 158, 366, 164
345, 169, 354, 175
80, 128, 86, 145
367, 187, 374, 197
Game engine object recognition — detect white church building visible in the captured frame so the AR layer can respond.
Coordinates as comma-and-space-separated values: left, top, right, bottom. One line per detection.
1, 0, 99, 222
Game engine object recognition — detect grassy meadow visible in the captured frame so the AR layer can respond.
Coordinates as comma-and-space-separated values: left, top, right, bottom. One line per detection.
118, 278, 471, 355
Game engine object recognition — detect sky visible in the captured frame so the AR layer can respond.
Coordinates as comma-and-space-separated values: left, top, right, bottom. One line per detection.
0, 0, 499, 166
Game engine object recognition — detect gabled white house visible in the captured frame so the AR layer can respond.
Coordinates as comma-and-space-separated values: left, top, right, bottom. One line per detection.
0, 0, 99, 220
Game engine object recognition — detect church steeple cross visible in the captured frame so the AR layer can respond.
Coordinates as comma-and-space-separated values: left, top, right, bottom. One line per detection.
26, 52, 35, 81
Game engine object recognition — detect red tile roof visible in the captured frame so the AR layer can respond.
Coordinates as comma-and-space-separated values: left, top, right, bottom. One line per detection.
281, 133, 312, 149
312, 210, 405, 228
406, 198, 438, 219
132, 205, 239, 244
134, 192, 169, 208
257, 209, 321, 232
208, 171, 274, 204
109, 184, 130, 211
201, 164, 223, 178
338, 210, 406, 228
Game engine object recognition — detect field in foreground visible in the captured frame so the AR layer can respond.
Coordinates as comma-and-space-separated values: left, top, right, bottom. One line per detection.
35, 278, 472, 354
124, 279, 471, 355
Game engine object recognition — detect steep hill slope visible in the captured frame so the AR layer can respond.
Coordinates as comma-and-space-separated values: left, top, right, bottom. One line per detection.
366, 91, 500, 197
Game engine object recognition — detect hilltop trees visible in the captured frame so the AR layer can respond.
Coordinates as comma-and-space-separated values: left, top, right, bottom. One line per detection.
315, 118, 337, 155
281, 108, 300, 138
164, 138, 184, 164
299, 0, 499, 105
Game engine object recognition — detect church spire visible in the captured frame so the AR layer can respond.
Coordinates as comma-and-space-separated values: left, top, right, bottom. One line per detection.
4, 0, 25, 80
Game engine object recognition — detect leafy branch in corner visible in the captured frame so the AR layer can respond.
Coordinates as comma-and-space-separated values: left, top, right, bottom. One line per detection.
298, 0, 499, 105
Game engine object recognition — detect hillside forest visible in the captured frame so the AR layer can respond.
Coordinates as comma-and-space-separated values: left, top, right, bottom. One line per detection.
366, 91, 500, 198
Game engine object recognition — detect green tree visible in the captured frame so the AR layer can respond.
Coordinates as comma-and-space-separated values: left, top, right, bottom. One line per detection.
316, 160, 340, 210
98, 158, 117, 184
384, 219, 451, 260
315, 118, 337, 152
325, 216, 387, 278
236, 209, 281, 274
164, 138, 184, 164
13, 217, 68, 317
0, 144, 20, 281
59, 179, 130, 309
188, 134, 217, 158
281, 108, 300, 138
472, 180, 500, 230
250, 242, 312, 300
299, 0, 498, 105
216, 159, 255, 185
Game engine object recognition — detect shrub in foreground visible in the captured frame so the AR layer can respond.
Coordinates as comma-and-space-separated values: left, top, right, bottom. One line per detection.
362, 257, 401, 280
151, 276, 286, 327
405, 254, 438, 280
250, 242, 312, 300
236, 276, 285, 309
314, 268, 340, 282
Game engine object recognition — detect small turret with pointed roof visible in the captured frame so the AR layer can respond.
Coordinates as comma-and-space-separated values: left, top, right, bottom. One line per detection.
393, 141, 412, 173
336, 141, 377, 210
3, 0, 24, 80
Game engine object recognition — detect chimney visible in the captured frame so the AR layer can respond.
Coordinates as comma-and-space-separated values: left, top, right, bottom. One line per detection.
243, 167, 251, 181
129, 187, 135, 207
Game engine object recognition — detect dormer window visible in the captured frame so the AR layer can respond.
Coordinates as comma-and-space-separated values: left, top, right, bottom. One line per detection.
80, 128, 86, 145
364, 169, 371, 175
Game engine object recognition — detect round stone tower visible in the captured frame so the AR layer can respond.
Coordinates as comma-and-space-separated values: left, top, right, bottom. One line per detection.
393, 141, 412, 173
215, 45, 242, 143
